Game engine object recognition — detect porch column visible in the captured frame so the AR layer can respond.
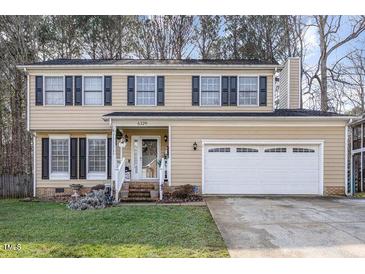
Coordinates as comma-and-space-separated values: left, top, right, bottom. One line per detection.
112, 125, 116, 181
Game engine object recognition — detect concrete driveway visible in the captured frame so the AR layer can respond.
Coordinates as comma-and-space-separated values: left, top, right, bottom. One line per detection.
206, 197, 365, 257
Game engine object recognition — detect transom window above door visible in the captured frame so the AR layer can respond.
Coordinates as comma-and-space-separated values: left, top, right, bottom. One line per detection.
45, 76, 64, 105
84, 76, 103, 105
239, 76, 259, 106
136, 76, 156, 106
201, 76, 220, 106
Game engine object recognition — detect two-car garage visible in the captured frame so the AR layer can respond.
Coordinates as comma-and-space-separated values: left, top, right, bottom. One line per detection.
203, 142, 323, 195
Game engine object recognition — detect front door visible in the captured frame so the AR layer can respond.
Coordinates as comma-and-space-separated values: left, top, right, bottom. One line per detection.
131, 136, 160, 180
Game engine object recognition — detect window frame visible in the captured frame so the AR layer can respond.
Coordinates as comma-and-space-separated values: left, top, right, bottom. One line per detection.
82, 75, 105, 106
238, 75, 260, 107
135, 75, 158, 106
199, 75, 222, 107
49, 135, 70, 180
264, 147, 287, 153
43, 76, 65, 106
86, 135, 108, 180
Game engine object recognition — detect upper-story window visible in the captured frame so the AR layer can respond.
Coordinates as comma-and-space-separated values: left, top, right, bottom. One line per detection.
45, 76, 64, 105
84, 76, 103, 105
201, 76, 220, 106
136, 76, 156, 106
239, 76, 258, 106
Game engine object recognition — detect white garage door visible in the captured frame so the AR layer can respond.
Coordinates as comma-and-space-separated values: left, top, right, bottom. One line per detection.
204, 143, 321, 195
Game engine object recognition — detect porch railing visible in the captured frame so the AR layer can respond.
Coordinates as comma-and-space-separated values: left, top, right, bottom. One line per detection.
159, 157, 166, 200
114, 158, 125, 202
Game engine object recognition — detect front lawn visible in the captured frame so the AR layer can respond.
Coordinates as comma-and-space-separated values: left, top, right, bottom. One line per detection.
0, 200, 228, 258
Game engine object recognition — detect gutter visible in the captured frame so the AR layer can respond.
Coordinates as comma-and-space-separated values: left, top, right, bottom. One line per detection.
16, 63, 283, 70
102, 115, 355, 122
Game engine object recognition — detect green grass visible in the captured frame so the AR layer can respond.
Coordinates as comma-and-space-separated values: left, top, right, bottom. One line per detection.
0, 200, 228, 258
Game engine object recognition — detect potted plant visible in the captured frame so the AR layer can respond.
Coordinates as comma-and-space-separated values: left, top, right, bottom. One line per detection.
69, 184, 84, 199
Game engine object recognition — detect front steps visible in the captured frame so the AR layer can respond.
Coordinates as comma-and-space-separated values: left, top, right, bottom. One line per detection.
120, 181, 159, 202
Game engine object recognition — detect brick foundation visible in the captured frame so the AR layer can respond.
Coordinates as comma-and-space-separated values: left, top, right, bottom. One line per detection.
324, 186, 345, 196
36, 187, 92, 200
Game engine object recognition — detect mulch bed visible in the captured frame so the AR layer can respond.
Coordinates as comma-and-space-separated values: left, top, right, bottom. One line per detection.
158, 193, 203, 203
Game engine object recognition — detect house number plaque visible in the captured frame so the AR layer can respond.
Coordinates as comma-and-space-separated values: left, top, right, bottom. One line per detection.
137, 121, 148, 126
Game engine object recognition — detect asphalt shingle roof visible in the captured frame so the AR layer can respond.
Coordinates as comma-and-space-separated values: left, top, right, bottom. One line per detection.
22, 58, 279, 66
103, 109, 344, 118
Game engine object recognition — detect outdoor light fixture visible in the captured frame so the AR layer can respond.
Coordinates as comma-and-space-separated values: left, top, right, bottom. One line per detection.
124, 134, 129, 143
193, 142, 198, 151
164, 135, 168, 142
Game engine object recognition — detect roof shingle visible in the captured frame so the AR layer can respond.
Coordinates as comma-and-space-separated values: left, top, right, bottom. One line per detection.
103, 109, 344, 118
21, 58, 279, 66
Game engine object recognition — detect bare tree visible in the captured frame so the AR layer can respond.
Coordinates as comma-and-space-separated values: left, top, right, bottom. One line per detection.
132, 16, 194, 59
193, 16, 222, 59
329, 50, 365, 114
306, 16, 365, 111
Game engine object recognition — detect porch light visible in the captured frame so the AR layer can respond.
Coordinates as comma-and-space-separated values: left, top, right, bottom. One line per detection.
164, 135, 168, 142
193, 142, 198, 151
124, 134, 129, 143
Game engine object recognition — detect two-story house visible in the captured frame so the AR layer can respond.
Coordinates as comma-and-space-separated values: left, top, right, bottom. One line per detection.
17, 57, 351, 200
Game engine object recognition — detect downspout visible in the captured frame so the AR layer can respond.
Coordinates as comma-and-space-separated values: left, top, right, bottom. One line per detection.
33, 132, 37, 197
346, 119, 353, 196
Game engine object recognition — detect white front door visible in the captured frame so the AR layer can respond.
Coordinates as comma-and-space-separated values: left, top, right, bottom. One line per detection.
131, 136, 160, 180
204, 143, 322, 195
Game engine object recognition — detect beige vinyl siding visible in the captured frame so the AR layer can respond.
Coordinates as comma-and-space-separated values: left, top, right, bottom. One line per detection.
278, 62, 289, 109
278, 57, 301, 109
36, 131, 111, 187
171, 124, 346, 190
28, 68, 274, 130
289, 58, 301, 109
35, 129, 168, 187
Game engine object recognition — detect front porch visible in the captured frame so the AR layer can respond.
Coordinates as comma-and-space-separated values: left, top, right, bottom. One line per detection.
111, 126, 170, 202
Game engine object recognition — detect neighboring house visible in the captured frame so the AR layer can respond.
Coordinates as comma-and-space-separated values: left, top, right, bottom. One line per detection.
17, 57, 352, 200
350, 115, 365, 195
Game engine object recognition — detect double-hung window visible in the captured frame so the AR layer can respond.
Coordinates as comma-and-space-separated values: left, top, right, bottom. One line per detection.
201, 76, 220, 106
50, 137, 69, 179
45, 76, 64, 105
87, 137, 107, 179
84, 76, 103, 105
136, 76, 156, 106
239, 76, 259, 106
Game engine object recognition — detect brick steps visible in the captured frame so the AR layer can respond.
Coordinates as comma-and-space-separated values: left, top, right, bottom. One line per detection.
120, 181, 159, 202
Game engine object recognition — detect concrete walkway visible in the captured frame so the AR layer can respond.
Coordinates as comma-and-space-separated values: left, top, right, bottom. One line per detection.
206, 196, 365, 257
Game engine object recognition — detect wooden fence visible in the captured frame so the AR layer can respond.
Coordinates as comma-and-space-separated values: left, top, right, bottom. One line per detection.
0, 174, 33, 198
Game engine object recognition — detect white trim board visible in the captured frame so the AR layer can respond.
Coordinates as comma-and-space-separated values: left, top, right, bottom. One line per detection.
201, 139, 325, 196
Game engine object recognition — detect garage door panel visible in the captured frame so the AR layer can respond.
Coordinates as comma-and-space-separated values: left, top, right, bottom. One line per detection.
204, 144, 321, 195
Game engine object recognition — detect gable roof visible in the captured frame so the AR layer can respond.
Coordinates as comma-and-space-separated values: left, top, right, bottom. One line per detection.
18, 58, 280, 70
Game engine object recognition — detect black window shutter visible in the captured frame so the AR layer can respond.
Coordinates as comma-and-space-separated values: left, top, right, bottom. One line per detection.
127, 76, 135, 105
192, 76, 200, 106
107, 138, 112, 179
70, 138, 78, 179
79, 138, 86, 179
157, 76, 165, 106
229, 76, 237, 106
35, 76, 43, 105
41, 138, 49, 179
259, 76, 267, 106
74, 76, 82, 105
104, 76, 112, 105
221, 76, 229, 106
65, 76, 73, 105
